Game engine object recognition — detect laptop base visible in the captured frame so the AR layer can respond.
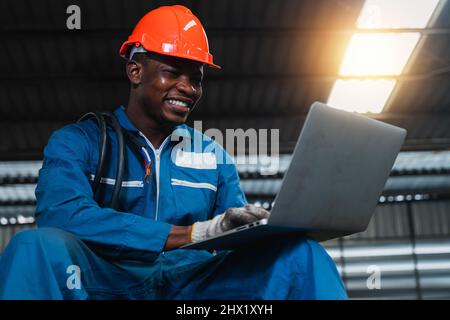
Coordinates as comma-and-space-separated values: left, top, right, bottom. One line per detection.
182, 224, 305, 250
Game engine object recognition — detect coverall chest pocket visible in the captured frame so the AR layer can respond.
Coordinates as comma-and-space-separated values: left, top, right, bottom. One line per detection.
170, 168, 217, 224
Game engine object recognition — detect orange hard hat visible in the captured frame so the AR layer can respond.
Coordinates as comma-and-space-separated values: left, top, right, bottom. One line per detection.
119, 5, 220, 69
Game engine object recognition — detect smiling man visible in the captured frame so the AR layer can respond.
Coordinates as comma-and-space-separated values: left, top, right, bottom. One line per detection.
126, 52, 203, 144
0, 5, 347, 300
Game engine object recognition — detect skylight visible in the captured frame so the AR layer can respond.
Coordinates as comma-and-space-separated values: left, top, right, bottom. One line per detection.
327, 0, 441, 113
357, 0, 440, 29
328, 79, 396, 113
339, 33, 420, 76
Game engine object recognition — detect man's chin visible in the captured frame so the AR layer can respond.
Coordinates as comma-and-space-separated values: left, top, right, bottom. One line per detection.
165, 112, 189, 125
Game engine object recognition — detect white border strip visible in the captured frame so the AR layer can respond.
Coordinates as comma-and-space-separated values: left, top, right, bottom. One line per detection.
171, 178, 217, 192
90, 175, 144, 187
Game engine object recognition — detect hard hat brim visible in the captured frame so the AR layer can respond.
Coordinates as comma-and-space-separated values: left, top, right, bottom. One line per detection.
119, 41, 221, 69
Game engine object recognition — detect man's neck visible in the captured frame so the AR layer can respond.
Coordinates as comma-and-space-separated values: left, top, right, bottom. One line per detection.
125, 105, 173, 149
139, 125, 173, 150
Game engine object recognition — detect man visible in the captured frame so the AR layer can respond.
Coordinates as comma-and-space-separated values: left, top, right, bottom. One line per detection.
0, 5, 347, 299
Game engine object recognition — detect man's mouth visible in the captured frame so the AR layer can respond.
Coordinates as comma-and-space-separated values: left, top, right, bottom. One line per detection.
165, 99, 192, 114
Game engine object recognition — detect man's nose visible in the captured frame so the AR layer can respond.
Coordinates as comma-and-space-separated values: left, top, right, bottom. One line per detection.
176, 76, 197, 96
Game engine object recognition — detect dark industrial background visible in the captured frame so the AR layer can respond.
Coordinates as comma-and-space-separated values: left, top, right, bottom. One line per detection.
0, 0, 449, 299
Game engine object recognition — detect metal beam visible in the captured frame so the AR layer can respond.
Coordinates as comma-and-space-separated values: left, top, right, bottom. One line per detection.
2, 69, 449, 83
2, 27, 450, 36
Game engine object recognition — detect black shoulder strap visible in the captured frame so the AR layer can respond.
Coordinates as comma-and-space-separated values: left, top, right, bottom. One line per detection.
77, 112, 108, 198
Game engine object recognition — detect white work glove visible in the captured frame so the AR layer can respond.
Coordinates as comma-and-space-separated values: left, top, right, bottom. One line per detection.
191, 204, 270, 243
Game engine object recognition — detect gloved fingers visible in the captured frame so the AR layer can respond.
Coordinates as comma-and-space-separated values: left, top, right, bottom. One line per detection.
229, 208, 259, 225
242, 204, 270, 219
223, 205, 270, 229
221, 208, 252, 229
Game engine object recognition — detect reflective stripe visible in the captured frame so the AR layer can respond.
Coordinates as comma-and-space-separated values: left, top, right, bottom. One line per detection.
175, 150, 217, 169
90, 175, 144, 187
171, 178, 217, 192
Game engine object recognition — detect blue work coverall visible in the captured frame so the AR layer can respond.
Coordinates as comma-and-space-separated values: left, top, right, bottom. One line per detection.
0, 106, 347, 299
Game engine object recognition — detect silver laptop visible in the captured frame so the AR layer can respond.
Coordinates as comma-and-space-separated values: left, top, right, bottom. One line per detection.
182, 102, 407, 250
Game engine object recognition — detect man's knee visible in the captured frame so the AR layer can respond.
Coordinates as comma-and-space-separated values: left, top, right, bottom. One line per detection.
7, 227, 82, 252
276, 237, 334, 266
275, 236, 318, 253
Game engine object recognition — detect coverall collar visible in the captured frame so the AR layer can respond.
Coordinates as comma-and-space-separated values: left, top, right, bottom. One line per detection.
114, 106, 192, 140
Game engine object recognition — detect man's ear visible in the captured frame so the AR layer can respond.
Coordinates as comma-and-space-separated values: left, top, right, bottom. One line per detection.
126, 60, 142, 85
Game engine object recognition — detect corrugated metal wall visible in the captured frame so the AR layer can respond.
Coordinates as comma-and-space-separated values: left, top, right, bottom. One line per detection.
323, 201, 450, 299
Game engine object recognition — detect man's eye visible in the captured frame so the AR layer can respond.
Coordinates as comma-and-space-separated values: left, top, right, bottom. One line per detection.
165, 69, 180, 76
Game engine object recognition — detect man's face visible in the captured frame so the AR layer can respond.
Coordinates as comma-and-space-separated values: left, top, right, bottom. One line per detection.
132, 53, 204, 125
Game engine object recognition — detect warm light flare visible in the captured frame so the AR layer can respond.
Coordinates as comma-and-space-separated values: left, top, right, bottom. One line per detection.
340, 33, 420, 76
327, 79, 396, 113
327, 0, 441, 113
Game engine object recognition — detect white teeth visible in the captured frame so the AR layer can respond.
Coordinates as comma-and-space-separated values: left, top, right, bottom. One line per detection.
168, 99, 189, 107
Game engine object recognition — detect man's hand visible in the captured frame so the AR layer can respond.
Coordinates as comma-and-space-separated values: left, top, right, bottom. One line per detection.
220, 204, 270, 230
191, 204, 270, 243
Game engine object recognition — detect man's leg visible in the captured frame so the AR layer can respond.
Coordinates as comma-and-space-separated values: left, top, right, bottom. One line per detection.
161, 237, 347, 300
0, 227, 144, 299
